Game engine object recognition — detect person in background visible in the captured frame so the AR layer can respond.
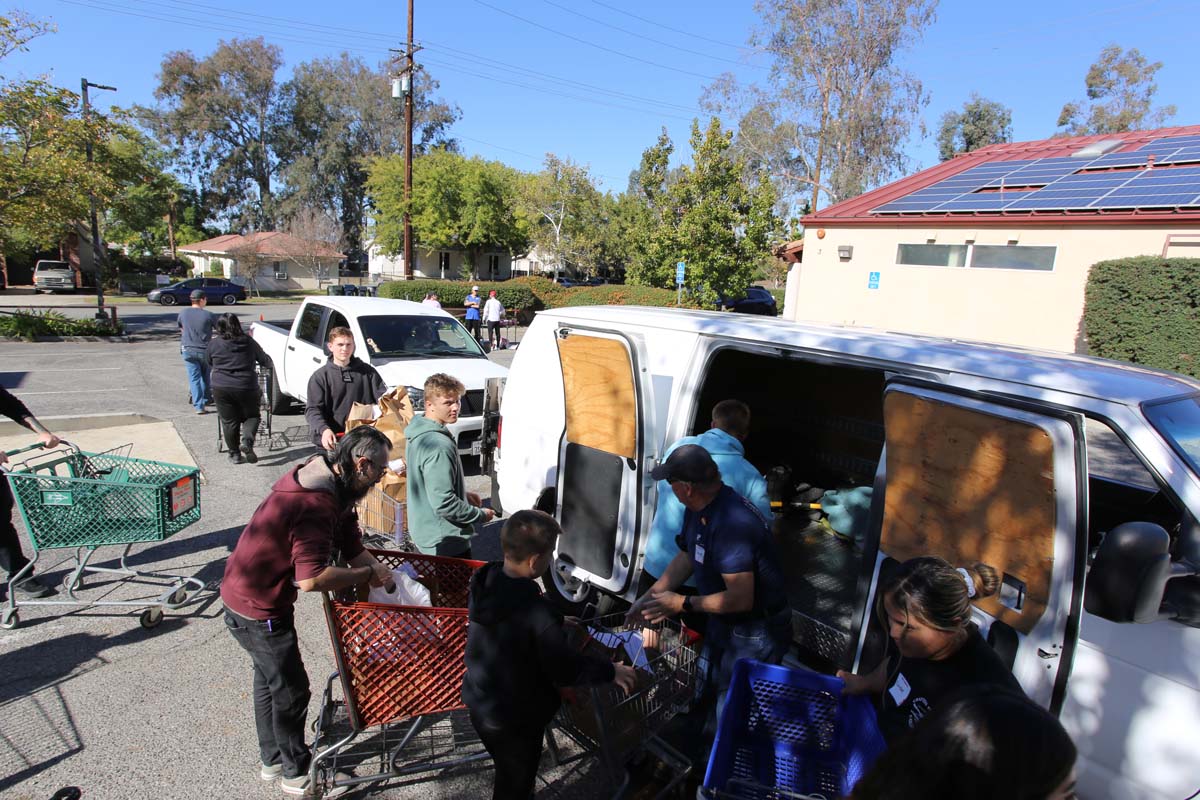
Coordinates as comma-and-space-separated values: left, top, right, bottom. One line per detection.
207, 313, 270, 464
462, 509, 636, 800
640, 399, 771, 609
0, 387, 60, 599
628, 445, 791, 726
849, 688, 1078, 800
178, 289, 215, 414
422, 292, 441, 308
837, 556, 1023, 742
404, 373, 494, 557
463, 285, 482, 342
305, 326, 387, 451
482, 290, 505, 350
220, 426, 396, 797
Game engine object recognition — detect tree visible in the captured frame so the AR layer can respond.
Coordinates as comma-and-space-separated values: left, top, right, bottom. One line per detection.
368, 149, 530, 279
703, 0, 935, 215
621, 129, 677, 287
519, 154, 605, 278
937, 94, 1012, 161
1057, 45, 1176, 136
276, 54, 458, 264
0, 9, 53, 64
140, 38, 285, 231
624, 119, 781, 303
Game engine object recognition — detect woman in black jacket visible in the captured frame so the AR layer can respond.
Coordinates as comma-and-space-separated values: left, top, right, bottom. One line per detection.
206, 314, 269, 463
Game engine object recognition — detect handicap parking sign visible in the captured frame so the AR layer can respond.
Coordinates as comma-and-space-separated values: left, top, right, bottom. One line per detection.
868, 271, 880, 290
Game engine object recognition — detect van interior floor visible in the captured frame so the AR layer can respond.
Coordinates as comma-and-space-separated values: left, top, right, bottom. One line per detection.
776, 513, 861, 672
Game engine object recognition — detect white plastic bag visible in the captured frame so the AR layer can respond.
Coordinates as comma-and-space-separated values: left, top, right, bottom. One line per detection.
367, 562, 431, 606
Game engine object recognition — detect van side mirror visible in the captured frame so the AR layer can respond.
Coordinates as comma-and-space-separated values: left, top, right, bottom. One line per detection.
1085, 522, 1172, 624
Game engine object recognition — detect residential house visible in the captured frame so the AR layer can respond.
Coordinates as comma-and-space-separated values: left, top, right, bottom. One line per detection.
366, 241, 514, 282
785, 125, 1200, 353
177, 232, 344, 292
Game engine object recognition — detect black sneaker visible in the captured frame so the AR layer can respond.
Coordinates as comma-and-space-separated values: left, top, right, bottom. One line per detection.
228, 450, 244, 464
12, 576, 53, 598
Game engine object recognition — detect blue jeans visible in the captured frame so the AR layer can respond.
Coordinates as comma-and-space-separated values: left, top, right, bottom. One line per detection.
709, 613, 792, 730
182, 348, 211, 410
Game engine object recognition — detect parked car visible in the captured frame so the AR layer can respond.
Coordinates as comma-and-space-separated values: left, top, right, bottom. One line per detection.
718, 286, 778, 315
584, 277, 608, 286
147, 277, 246, 306
33, 260, 81, 292
555, 277, 582, 288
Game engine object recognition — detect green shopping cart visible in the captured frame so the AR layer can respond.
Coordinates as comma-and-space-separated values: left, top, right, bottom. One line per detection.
1, 441, 206, 630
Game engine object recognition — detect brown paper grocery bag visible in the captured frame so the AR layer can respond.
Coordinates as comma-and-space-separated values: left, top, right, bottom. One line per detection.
344, 401, 377, 432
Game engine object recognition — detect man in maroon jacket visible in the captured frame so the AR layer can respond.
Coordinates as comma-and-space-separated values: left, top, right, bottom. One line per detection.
221, 426, 395, 797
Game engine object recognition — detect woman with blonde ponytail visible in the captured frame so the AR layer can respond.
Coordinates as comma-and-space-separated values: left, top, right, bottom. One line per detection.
838, 555, 1023, 742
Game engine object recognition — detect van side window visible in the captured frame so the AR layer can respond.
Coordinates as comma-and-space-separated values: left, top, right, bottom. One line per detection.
1085, 417, 1182, 552
295, 305, 324, 346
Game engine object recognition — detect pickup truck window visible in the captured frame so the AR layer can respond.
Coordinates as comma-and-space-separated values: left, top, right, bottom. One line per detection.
1145, 396, 1200, 478
359, 315, 485, 359
296, 304, 324, 345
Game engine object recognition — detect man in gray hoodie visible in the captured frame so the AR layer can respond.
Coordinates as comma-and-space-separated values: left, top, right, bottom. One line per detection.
404, 373, 495, 556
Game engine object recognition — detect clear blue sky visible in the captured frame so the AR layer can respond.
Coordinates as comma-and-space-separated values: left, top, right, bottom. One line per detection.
10, 0, 1199, 196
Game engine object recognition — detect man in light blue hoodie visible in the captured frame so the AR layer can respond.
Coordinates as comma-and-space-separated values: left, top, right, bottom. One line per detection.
640, 399, 771, 594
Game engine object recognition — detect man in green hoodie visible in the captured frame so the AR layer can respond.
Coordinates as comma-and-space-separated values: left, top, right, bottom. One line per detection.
405, 373, 495, 556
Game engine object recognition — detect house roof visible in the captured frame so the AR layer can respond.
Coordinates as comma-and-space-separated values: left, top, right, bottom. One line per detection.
179, 232, 344, 258
803, 124, 1200, 228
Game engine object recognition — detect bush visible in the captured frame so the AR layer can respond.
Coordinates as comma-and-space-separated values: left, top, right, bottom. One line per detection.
0, 310, 123, 339
1083, 256, 1200, 378
769, 288, 785, 308
377, 279, 535, 314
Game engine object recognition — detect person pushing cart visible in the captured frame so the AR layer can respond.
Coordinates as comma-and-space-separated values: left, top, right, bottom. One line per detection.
0, 386, 61, 599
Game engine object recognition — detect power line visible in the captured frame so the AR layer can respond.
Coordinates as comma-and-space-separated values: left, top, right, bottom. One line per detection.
467, 0, 720, 82
586, 0, 763, 53
538, 0, 766, 71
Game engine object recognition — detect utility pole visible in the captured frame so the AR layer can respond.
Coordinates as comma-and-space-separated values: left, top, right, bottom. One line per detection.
82, 78, 116, 321
403, 0, 416, 280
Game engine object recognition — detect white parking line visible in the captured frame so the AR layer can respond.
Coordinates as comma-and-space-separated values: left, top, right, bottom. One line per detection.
12, 389, 130, 395
1, 368, 123, 373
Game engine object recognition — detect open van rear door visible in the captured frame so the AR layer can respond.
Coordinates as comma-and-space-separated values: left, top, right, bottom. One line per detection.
854, 384, 1088, 712
551, 326, 654, 601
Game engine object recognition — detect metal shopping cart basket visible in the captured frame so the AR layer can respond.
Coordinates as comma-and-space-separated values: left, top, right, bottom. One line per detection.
553, 613, 702, 798
308, 549, 488, 797
355, 486, 413, 551
1, 442, 206, 630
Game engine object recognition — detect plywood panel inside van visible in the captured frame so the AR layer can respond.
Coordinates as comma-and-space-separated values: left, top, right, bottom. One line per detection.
557, 334, 637, 458
881, 392, 1054, 634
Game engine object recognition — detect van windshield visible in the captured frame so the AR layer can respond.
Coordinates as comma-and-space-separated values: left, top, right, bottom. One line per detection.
357, 315, 486, 359
36, 262, 70, 272
1144, 395, 1200, 476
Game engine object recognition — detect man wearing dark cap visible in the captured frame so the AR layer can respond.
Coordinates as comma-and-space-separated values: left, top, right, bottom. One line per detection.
178, 289, 215, 414
629, 444, 791, 724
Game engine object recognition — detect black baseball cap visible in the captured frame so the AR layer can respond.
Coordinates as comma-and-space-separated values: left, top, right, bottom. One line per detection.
189, 289, 205, 301
650, 444, 720, 483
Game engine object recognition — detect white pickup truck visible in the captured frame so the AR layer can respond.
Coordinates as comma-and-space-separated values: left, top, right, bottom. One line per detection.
250, 296, 508, 455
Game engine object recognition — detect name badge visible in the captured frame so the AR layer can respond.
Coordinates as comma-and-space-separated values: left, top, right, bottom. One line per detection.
888, 672, 911, 705
694, 543, 706, 565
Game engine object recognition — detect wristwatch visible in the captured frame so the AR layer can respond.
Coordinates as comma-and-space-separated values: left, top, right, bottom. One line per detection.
682, 595, 694, 613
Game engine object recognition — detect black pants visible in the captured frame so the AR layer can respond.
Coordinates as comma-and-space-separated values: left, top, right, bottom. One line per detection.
466, 317, 481, 340
469, 710, 544, 800
487, 321, 501, 346
0, 477, 30, 576
214, 387, 261, 453
224, 609, 311, 779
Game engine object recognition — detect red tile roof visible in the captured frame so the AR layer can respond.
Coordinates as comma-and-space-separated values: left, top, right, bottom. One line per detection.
803, 124, 1200, 228
179, 231, 344, 258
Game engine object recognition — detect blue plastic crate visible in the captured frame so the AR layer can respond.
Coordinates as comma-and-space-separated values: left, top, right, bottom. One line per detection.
702, 660, 886, 798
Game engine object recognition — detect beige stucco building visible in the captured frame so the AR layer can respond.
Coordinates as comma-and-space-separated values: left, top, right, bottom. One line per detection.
785, 125, 1200, 353
178, 232, 344, 292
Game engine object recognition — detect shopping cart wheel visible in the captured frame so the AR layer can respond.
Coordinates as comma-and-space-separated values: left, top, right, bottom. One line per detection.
1, 609, 18, 630
167, 587, 188, 606
139, 608, 164, 629
63, 574, 84, 591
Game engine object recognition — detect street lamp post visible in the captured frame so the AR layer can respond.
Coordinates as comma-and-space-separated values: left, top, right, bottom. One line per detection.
81, 78, 116, 322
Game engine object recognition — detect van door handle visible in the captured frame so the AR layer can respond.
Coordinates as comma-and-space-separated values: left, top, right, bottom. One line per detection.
287, 345, 296, 352
1037, 648, 1059, 659
312, 357, 322, 364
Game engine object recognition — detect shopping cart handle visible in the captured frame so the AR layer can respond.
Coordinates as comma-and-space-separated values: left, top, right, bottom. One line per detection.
3, 441, 50, 458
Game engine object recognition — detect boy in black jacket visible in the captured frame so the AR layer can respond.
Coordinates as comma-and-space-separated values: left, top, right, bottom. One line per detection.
462, 510, 636, 799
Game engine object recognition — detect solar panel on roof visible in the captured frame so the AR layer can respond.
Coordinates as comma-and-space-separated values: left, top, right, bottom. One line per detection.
1085, 152, 1149, 168
1045, 173, 1137, 190
935, 194, 1031, 211
1155, 148, 1200, 166
1098, 193, 1200, 208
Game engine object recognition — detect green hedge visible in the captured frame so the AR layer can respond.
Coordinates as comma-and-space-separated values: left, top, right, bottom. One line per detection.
0, 310, 123, 339
378, 276, 696, 320
1084, 256, 1200, 378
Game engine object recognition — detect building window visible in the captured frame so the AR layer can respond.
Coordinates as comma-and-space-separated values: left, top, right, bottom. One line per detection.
970, 244, 1056, 271
896, 244, 968, 267
438, 252, 451, 279
488, 254, 500, 278
896, 243, 1056, 272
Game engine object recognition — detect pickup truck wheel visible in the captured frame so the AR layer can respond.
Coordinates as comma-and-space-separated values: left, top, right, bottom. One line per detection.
160, 294, 178, 306
221, 293, 238, 305
268, 368, 292, 414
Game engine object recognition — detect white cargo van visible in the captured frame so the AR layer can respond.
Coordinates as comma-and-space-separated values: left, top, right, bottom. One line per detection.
485, 306, 1200, 800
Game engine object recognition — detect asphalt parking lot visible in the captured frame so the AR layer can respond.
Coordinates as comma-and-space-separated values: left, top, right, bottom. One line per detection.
0, 323, 616, 800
